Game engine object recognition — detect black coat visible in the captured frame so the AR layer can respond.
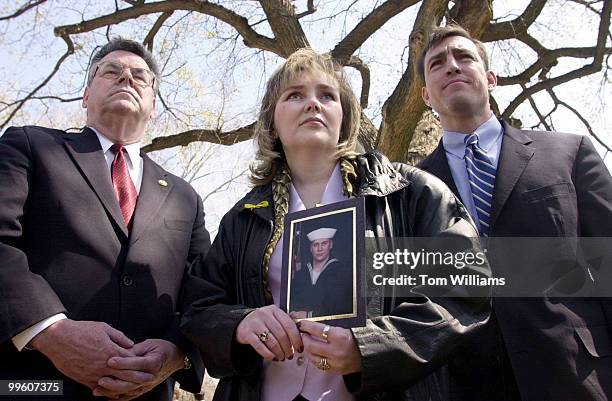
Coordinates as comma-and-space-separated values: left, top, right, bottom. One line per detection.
182, 151, 490, 401
419, 121, 612, 401
0, 126, 210, 401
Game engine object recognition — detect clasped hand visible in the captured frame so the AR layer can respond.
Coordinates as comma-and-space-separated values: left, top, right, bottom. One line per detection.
93, 338, 185, 400
30, 319, 184, 401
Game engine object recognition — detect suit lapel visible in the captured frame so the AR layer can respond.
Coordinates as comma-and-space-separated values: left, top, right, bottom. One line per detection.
129, 153, 172, 245
489, 122, 535, 230
63, 128, 128, 238
424, 140, 462, 200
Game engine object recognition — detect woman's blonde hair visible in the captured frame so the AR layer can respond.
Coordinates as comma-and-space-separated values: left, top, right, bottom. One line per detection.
250, 49, 361, 302
250, 48, 361, 185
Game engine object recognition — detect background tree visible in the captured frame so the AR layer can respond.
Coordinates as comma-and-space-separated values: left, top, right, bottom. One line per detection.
1, 0, 610, 164
1, 2, 609, 399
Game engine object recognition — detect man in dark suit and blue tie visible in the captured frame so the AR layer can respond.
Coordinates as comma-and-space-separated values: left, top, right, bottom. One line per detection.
418, 25, 612, 401
0, 38, 210, 400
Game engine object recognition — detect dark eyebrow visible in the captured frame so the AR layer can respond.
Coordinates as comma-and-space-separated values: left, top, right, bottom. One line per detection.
427, 50, 446, 68
451, 47, 476, 57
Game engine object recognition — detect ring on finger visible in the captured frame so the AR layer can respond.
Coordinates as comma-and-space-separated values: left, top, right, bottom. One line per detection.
259, 331, 270, 343
315, 357, 331, 371
321, 325, 331, 342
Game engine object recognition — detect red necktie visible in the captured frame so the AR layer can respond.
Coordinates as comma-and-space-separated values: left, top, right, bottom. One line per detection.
110, 144, 138, 229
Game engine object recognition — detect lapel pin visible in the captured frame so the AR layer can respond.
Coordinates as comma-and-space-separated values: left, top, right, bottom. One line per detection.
158, 179, 168, 187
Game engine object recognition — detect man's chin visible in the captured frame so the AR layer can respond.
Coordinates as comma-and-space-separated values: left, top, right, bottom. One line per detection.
104, 101, 139, 114
446, 98, 486, 116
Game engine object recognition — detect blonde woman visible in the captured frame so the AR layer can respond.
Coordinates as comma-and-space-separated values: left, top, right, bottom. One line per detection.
182, 49, 489, 401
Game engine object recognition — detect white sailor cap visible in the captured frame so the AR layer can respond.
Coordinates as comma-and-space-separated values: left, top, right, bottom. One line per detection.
307, 227, 337, 242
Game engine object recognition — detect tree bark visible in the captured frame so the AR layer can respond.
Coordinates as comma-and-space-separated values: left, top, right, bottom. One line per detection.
376, 0, 448, 162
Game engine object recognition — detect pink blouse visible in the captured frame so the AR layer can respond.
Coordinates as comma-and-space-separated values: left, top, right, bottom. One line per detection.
261, 164, 355, 401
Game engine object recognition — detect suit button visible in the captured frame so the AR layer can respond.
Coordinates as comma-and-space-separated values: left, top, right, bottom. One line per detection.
122, 275, 133, 286
296, 356, 304, 366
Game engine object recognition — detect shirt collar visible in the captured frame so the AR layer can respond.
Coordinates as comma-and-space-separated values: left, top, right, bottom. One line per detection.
89, 126, 142, 166
442, 115, 502, 158
289, 163, 347, 212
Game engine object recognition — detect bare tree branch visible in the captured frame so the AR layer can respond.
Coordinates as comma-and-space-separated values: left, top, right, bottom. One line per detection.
331, 0, 420, 60
296, 0, 316, 19
308, 0, 359, 22
157, 90, 186, 125
567, 0, 604, 15
201, 168, 248, 203
1, 95, 82, 107
141, 123, 256, 152
498, 46, 612, 86
0, 34, 75, 130
546, 88, 611, 153
501, 0, 611, 118
344, 56, 370, 108
448, 0, 494, 37
482, 0, 547, 42
143, 11, 174, 51
258, 0, 310, 56
0, 0, 47, 21
521, 83, 551, 131
54, 0, 281, 54
122, 0, 145, 5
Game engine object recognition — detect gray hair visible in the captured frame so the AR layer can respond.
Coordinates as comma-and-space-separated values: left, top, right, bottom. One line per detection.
87, 37, 160, 92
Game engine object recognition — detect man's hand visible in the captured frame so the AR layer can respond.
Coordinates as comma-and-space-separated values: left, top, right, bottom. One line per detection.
29, 319, 136, 389
93, 339, 185, 401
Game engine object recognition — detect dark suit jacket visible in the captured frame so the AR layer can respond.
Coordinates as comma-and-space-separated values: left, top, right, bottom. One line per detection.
419, 121, 612, 401
0, 126, 211, 400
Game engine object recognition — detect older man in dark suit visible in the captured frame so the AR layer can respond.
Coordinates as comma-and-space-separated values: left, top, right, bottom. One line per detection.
0, 38, 210, 400
418, 25, 612, 401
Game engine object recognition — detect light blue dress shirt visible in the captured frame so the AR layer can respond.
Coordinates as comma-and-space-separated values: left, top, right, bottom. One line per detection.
442, 115, 503, 231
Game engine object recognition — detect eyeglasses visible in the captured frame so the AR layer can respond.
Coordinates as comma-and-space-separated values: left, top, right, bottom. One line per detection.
93, 61, 156, 88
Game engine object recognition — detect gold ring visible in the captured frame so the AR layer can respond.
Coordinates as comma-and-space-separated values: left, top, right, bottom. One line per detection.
321, 325, 331, 342
258, 331, 270, 343
315, 357, 331, 371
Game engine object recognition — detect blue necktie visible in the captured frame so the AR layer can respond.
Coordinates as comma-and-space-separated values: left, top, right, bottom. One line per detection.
464, 134, 496, 236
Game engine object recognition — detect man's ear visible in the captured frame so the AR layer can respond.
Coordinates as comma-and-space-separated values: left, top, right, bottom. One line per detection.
421, 86, 431, 107
82, 87, 89, 108
486, 70, 497, 93
329, 240, 334, 250
149, 96, 157, 120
